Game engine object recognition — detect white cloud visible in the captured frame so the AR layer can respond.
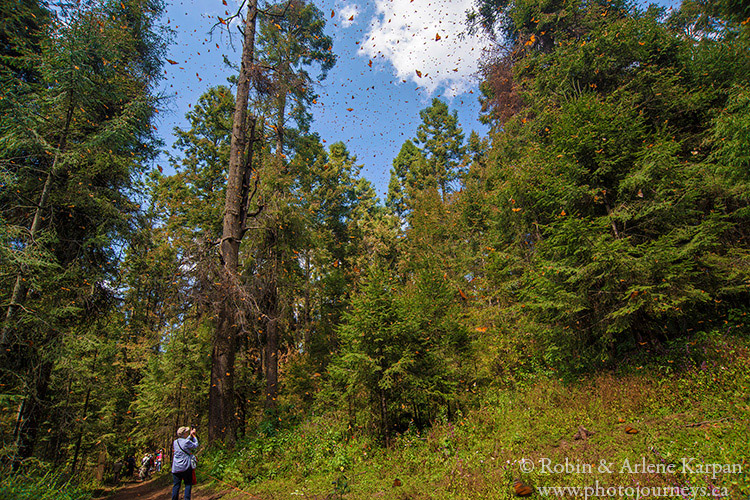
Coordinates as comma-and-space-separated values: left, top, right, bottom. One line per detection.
360, 0, 491, 96
339, 4, 359, 28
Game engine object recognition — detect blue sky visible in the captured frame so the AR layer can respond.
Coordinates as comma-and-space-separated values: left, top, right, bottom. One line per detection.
156, 0, 678, 200
158, 0, 490, 199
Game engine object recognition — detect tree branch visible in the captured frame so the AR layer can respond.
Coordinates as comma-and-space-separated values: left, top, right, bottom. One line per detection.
685, 417, 734, 427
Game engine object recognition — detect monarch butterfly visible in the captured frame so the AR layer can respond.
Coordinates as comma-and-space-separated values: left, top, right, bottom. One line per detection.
624, 425, 639, 434
514, 479, 533, 497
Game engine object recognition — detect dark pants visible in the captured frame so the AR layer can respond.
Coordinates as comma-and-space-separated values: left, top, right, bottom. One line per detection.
172, 469, 193, 500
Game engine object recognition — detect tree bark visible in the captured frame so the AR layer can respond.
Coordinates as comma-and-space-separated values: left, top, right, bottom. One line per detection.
208, 0, 258, 446
264, 315, 279, 412
261, 89, 287, 415
208, 304, 237, 443
12, 360, 53, 469
379, 388, 390, 447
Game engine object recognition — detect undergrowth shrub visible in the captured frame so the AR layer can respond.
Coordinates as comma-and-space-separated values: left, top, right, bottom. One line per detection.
201, 412, 377, 487
0, 467, 95, 500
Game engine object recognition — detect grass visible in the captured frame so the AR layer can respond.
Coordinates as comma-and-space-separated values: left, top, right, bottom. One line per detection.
0, 467, 97, 500
198, 330, 750, 499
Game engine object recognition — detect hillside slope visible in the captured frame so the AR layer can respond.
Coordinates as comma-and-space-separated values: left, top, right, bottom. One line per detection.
195, 332, 750, 499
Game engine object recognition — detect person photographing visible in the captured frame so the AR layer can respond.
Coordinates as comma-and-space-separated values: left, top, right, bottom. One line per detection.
172, 426, 198, 500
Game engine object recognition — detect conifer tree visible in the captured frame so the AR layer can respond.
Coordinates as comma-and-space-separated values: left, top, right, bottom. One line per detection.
387, 100, 466, 219
0, 0, 167, 463
464, 0, 750, 368
414, 98, 466, 200
334, 261, 466, 445
247, 0, 335, 415
387, 140, 427, 218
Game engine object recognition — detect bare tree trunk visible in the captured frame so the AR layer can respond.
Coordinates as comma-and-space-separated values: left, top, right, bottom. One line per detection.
208, 0, 259, 446
208, 305, 237, 443
12, 360, 53, 469
379, 388, 390, 447
70, 385, 91, 475
303, 252, 311, 351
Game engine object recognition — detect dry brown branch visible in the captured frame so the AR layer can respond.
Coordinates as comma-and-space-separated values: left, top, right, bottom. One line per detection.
685, 417, 734, 428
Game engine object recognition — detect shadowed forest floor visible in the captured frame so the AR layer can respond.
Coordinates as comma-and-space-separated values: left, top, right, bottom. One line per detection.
103, 474, 256, 500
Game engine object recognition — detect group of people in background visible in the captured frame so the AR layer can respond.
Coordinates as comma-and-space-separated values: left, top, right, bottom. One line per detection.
138, 448, 165, 480
111, 448, 164, 483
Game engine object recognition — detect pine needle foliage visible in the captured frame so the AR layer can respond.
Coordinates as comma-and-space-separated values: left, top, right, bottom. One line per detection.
0, 0, 168, 466
464, 0, 750, 370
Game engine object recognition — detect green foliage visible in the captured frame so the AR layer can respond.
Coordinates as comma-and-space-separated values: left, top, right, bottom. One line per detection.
199, 413, 376, 491
189, 330, 750, 500
288, 139, 390, 369
44, 323, 132, 467
0, 0, 168, 468
387, 99, 467, 214
710, 84, 750, 186
0, 0, 49, 86
1, 0, 168, 324
461, 0, 750, 370
256, 0, 336, 144
158, 85, 235, 240
387, 139, 427, 218
131, 320, 212, 450
0, 469, 96, 500
333, 262, 468, 443
414, 98, 467, 197
4, 0, 750, 491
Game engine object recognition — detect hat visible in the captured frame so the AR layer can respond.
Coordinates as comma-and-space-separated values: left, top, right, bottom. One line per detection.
177, 426, 191, 438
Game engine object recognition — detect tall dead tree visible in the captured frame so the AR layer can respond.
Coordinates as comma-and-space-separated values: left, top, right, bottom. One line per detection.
208, 0, 259, 445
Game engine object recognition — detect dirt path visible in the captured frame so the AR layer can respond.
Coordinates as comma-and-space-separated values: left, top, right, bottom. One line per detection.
101, 474, 248, 500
